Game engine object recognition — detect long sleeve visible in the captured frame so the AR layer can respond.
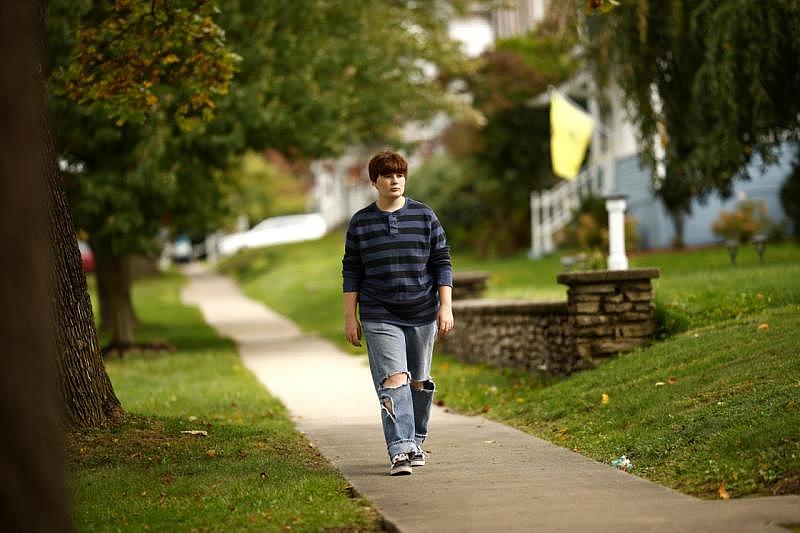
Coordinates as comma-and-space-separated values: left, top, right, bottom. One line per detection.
428, 212, 453, 287
342, 225, 364, 292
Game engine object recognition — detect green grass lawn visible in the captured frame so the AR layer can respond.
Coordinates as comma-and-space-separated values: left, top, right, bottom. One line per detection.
70, 272, 379, 532
220, 236, 800, 499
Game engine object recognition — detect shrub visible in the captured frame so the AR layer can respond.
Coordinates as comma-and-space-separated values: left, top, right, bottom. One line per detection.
711, 200, 774, 243
556, 195, 638, 259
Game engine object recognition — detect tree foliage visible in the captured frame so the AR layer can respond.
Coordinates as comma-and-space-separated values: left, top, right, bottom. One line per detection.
418, 10, 579, 256
54, 0, 239, 130
213, 0, 470, 159
46, 0, 475, 344
584, 1, 800, 242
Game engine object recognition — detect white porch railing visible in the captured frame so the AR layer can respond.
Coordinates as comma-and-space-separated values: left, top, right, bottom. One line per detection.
529, 166, 605, 258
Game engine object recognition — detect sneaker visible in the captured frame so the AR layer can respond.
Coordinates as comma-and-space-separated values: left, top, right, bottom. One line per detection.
389, 453, 412, 476
410, 449, 426, 467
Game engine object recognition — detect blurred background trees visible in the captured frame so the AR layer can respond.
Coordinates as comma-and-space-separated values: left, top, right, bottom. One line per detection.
41, 0, 800, 417
584, 0, 800, 246
409, 3, 579, 256
46, 0, 472, 348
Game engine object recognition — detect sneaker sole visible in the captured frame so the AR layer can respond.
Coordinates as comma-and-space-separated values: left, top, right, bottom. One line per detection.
410, 459, 426, 467
390, 465, 413, 476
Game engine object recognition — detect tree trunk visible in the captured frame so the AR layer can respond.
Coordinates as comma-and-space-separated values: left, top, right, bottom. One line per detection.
669, 210, 686, 249
0, 1, 72, 529
95, 249, 139, 333
94, 252, 137, 346
46, 137, 124, 424
96, 259, 112, 330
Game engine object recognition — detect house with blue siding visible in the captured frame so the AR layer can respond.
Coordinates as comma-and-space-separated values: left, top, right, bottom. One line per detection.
617, 146, 794, 249
530, 74, 795, 255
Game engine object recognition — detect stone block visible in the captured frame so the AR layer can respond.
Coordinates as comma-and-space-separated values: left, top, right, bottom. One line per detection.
569, 284, 617, 294
604, 302, 633, 313
570, 294, 602, 303
574, 315, 609, 326
621, 282, 653, 291
573, 301, 600, 313
634, 303, 655, 311
624, 290, 652, 302
622, 311, 652, 321
604, 293, 625, 303
574, 324, 613, 337
593, 338, 647, 354
575, 341, 593, 358
619, 321, 655, 337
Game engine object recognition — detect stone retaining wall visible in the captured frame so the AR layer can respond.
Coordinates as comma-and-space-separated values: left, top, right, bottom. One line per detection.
452, 271, 490, 300
439, 268, 660, 375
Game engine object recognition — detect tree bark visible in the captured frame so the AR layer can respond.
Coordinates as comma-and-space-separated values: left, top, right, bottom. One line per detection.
34, 2, 123, 428
46, 139, 124, 424
93, 251, 137, 346
0, 1, 72, 529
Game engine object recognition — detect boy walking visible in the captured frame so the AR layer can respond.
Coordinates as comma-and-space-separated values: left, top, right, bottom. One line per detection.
342, 149, 454, 475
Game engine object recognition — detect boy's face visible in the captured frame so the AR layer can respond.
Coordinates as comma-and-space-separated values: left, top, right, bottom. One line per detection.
372, 172, 406, 201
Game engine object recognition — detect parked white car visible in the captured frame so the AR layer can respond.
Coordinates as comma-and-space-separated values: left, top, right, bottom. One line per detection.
218, 213, 328, 257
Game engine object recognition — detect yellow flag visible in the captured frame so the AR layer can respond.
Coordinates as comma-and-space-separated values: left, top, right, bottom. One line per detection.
550, 91, 594, 179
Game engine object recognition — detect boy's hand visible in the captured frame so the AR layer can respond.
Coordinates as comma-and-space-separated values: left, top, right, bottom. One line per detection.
345, 317, 362, 347
437, 305, 454, 337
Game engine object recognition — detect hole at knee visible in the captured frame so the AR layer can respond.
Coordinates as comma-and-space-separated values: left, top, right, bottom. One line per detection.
411, 379, 435, 393
381, 372, 409, 389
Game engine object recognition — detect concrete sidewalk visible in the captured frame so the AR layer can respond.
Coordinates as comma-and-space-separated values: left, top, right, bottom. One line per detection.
181, 264, 800, 532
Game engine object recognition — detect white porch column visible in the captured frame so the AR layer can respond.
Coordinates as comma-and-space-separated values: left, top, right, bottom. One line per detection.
542, 194, 554, 255
605, 194, 629, 270
530, 192, 542, 258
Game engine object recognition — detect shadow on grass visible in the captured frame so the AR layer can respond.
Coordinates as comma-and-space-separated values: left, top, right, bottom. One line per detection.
133, 320, 234, 354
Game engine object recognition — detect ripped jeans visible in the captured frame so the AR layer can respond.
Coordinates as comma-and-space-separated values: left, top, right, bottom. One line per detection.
361, 321, 437, 460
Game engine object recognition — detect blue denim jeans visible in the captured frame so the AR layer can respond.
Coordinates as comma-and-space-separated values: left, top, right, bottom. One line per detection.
361, 320, 437, 460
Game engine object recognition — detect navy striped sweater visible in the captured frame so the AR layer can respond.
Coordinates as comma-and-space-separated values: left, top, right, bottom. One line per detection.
342, 197, 453, 326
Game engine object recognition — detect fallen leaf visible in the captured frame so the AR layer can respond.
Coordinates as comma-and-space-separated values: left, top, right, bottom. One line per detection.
655, 382, 666, 387
667, 377, 678, 385
601, 393, 610, 405
206, 449, 217, 458
180, 430, 208, 437
484, 440, 496, 444
481, 404, 491, 413
516, 397, 525, 404
719, 482, 730, 499
757, 323, 769, 331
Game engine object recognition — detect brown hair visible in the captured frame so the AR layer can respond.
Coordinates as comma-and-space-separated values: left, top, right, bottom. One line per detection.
368, 150, 408, 182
